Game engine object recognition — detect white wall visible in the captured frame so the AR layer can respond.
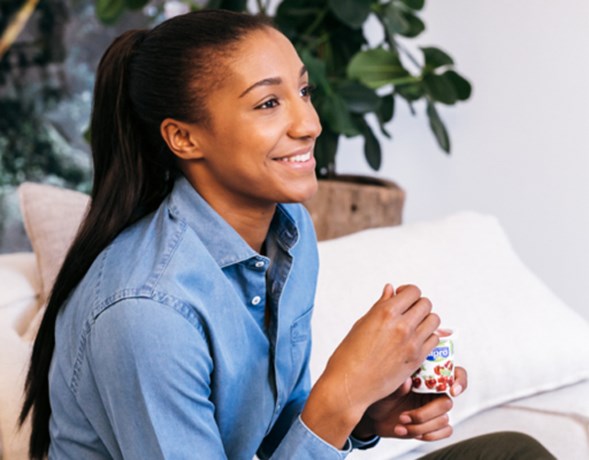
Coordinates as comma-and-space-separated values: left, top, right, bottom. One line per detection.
336, 0, 589, 320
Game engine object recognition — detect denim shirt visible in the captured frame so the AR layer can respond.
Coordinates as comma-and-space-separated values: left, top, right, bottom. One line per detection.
48, 177, 355, 459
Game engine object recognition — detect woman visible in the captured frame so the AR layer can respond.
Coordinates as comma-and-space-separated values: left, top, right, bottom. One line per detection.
20, 9, 554, 460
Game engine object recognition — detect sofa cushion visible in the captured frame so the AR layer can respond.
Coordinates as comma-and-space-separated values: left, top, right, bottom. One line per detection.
0, 267, 37, 311
18, 182, 89, 305
312, 212, 589, 459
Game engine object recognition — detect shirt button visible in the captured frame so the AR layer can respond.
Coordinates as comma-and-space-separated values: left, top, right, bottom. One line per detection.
251, 296, 262, 305
254, 261, 265, 268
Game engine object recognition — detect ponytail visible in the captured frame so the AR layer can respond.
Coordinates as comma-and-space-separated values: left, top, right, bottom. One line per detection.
19, 30, 176, 459
19, 10, 274, 459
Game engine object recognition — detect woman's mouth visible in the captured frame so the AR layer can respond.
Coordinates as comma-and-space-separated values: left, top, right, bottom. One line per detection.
275, 150, 312, 163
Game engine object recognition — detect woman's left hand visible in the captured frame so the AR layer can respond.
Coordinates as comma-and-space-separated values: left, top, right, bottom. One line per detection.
352, 366, 468, 442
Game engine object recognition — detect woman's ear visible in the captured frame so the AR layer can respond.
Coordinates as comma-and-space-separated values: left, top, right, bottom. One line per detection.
160, 118, 204, 160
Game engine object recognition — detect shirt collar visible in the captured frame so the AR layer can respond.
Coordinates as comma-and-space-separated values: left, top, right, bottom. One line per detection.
167, 176, 299, 268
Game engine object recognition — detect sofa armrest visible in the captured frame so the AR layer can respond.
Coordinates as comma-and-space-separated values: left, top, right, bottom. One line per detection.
0, 252, 42, 338
0, 252, 39, 460
0, 252, 40, 299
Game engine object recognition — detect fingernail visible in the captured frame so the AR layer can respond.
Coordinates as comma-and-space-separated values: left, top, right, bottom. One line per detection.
452, 384, 463, 396
399, 414, 412, 424
394, 425, 408, 436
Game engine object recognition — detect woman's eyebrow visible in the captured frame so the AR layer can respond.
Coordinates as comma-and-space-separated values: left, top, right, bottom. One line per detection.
239, 65, 308, 98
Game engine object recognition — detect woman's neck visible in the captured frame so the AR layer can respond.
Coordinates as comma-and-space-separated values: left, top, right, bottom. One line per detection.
183, 173, 276, 253
220, 205, 275, 253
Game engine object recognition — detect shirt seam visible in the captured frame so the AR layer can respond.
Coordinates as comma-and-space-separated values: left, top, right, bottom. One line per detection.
69, 289, 208, 395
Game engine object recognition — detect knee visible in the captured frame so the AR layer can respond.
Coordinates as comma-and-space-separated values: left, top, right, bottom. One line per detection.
494, 431, 556, 459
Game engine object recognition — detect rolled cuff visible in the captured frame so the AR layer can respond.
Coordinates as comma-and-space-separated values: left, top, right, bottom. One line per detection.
269, 415, 352, 459
350, 434, 381, 450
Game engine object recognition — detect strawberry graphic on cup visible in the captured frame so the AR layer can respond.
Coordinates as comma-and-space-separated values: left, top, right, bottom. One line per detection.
411, 329, 455, 394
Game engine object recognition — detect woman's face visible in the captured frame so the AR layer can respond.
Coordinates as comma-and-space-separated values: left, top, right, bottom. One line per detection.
180, 27, 322, 213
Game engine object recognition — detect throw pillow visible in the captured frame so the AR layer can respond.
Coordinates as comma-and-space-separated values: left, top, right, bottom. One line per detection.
312, 212, 589, 459
18, 182, 90, 305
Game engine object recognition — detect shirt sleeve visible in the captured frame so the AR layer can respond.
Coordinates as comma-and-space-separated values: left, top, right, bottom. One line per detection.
268, 416, 352, 459
85, 297, 228, 459
350, 434, 381, 450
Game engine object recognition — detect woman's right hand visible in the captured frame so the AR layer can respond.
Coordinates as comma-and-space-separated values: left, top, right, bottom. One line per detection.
301, 283, 440, 449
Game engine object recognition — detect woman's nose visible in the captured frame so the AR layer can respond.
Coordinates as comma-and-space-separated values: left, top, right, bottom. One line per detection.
288, 99, 322, 140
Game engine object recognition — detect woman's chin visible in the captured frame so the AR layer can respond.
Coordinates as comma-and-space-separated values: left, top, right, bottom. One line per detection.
289, 178, 319, 204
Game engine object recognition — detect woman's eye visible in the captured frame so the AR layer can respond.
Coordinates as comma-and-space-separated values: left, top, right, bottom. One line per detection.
257, 98, 279, 110
300, 84, 316, 98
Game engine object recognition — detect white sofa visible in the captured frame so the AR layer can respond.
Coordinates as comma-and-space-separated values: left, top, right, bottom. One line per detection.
1, 182, 589, 459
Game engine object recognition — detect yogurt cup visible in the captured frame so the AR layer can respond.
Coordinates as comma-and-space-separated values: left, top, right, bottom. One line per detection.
411, 329, 455, 394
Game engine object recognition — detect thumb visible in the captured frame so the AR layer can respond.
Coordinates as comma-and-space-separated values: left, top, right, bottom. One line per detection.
379, 283, 395, 301
395, 284, 412, 294
394, 377, 413, 397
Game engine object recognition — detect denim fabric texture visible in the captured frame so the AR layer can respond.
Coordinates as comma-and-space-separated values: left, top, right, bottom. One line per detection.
47, 177, 352, 459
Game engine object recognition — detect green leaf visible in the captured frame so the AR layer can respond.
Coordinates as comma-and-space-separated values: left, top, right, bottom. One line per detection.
275, 0, 322, 39
328, 0, 373, 29
83, 125, 91, 144
221, 0, 248, 11
377, 93, 394, 123
124, 0, 149, 9
426, 102, 450, 153
352, 115, 382, 170
347, 48, 412, 89
328, 27, 367, 77
275, 0, 320, 20
421, 46, 454, 70
444, 70, 472, 101
399, 11, 425, 38
396, 82, 424, 101
300, 49, 330, 93
399, 0, 425, 10
96, 0, 125, 24
382, 3, 410, 36
337, 80, 381, 114
314, 128, 339, 178
376, 94, 394, 138
320, 92, 361, 137
206, 0, 247, 11
423, 73, 457, 105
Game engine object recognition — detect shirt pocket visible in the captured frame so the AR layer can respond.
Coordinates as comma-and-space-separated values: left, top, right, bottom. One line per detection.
290, 305, 313, 371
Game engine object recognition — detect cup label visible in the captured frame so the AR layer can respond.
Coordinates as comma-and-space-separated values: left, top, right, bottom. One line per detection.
426, 346, 451, 361
412, 333, 455, 394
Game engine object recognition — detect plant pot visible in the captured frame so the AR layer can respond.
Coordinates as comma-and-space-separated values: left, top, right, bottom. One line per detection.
303, 175, 406, 241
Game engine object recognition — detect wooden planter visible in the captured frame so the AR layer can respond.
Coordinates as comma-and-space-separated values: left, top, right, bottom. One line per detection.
303, 175, 406, 241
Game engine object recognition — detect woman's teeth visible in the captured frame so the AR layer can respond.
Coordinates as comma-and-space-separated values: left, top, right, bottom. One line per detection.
277, 151, 311, 163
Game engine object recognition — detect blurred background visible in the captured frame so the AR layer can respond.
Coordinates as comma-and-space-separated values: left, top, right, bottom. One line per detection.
339, 0, 589, 321
1, 0, 587, 321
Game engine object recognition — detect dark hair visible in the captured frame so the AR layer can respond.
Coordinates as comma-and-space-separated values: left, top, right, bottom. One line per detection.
19, 10, 273, 459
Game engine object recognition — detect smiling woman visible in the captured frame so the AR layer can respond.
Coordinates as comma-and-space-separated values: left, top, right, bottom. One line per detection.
161, 27, 321, 250
18, 9, 554, 460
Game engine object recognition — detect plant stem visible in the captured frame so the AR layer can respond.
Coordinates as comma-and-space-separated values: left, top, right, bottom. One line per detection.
306, 32, 330, 52
375, 11, 422, 73
302, 7, 329, 40
0, 0, 40, 59
255, 0, 266, 14
394, 39, 422, 71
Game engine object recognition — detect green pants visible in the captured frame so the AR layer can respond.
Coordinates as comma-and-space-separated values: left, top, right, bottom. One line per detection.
418, 431, 556, 459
